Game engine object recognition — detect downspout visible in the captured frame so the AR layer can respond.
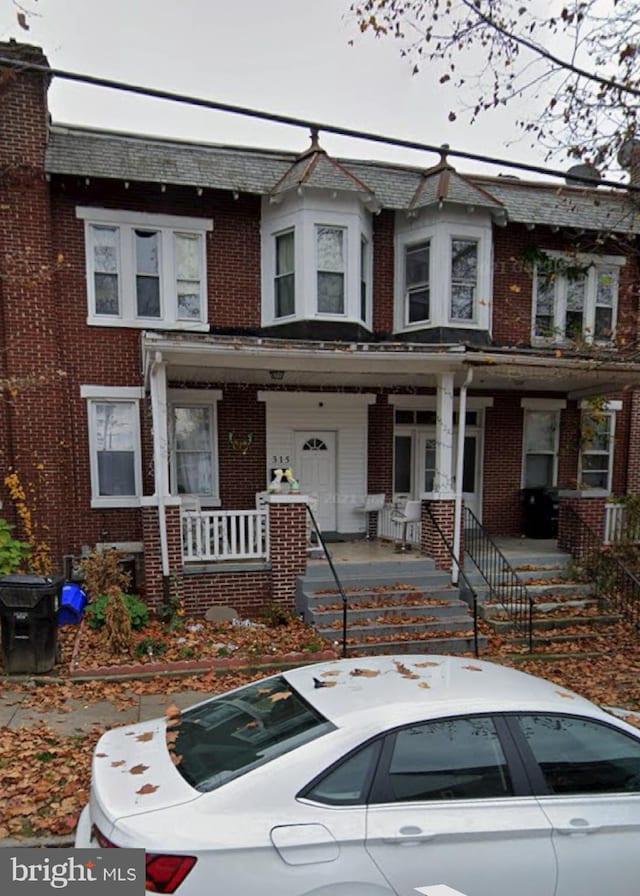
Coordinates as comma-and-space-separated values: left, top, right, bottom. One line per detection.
149, 352, 170, 579
452, 367, 473, 584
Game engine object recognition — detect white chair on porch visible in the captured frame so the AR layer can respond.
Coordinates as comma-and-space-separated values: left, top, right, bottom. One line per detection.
390, 499, 422, 552
356, 494, 386, 540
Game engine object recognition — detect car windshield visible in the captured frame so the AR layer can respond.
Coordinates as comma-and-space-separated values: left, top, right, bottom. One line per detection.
171, 675, 334, 792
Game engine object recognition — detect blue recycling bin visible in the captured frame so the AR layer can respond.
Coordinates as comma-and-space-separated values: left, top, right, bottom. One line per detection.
57, 582, 88, 626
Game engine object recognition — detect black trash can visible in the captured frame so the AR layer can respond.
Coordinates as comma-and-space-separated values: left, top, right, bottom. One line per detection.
0, 574, 63, 673
520, 487, 558, 539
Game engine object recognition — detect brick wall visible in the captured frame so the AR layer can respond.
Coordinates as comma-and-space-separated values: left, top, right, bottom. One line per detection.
558, 494, 607, 556
372, 210, 395, 333
420, 499, 456, 572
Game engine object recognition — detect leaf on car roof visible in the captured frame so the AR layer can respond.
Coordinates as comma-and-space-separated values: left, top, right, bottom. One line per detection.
350, 668, 380, 677
110, 760, 126, 768
129, 764, 149, 775
169, 753, 183, 766
320, 670, 342, 677
165, 704, 181, 720
165, 716, 181, 729
463, 665, 483, 672
414, 661, 440, 668
394, 660, 419, 679
313, 677, 337, 688
135, 731, 154, 742
269, 690, 292, 702
417, 681, 431, 689
95, 753, 108, 758
136, 783, 159, 795
257, 687, 274, 694
555, 690, 575, 699
165, 730, 178, 747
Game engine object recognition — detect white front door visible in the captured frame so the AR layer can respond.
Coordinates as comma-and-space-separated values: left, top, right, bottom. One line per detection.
294, 431, 337, 532
411, 429, 482, 519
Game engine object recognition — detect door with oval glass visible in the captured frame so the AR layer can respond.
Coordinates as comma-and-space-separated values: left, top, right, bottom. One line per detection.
294, 431, 337, 532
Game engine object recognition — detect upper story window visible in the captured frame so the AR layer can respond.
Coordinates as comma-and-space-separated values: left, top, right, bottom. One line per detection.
274, 230, 295, 319
80, 385, 144, 509
395, 211, 492, 333
77, 208, 213, 330
532, 252, 624, 343
262, 192, 372, 328
405, 241, 430, 324
317, 226, 345, 314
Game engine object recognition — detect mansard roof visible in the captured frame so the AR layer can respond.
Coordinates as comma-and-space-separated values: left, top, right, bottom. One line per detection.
45, 124, 640, 233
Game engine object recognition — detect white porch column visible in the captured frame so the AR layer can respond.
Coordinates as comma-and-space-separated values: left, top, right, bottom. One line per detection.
149, 352, 170, 576
435, 372, 455, 494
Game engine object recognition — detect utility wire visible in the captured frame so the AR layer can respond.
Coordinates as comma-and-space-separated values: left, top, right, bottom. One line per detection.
0, 53, 638, 193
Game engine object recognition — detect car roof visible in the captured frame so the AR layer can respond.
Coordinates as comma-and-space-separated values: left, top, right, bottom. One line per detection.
283, 655, 598, 727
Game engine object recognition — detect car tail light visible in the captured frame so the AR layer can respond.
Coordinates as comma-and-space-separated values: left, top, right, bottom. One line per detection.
93, 825, 118, 848
145, 854, 197, 893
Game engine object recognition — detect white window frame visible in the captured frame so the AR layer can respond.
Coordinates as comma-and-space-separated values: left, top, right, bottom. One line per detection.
531, 252, 624, 344
261, 192, 373, 328
80, 385, 144, 509
521, 399, 565, 489
77, 207, 212, 330
394, 211, 492, 333
168, 389, 221, 505
578, 399, 620, 493
404, 239, 431, 326
274, 228, 296, 320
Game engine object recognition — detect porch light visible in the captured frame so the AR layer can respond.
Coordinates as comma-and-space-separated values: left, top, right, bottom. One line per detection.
270, 370, 285, 381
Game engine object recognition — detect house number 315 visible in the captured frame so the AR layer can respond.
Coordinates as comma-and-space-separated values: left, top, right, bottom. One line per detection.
271, 455, 290, 465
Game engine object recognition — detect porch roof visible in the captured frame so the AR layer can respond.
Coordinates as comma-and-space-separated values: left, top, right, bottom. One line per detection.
142, 331, 640, 397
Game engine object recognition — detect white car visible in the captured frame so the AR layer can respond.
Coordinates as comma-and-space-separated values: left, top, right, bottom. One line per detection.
75, 655, 640, 896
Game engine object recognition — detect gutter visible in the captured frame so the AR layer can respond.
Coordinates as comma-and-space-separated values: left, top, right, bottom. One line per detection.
149, 352, 170, 578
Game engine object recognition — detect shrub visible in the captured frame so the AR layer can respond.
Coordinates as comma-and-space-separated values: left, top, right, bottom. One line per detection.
134, 636, 167, 659
261, 602, 296, 627
80, 548, 131, 601
0, 518, 31, 574
103, 587, 132, 654
85, 591, 149, 630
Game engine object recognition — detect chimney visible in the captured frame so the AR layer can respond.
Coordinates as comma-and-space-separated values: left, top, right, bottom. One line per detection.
0, 40, 51, 171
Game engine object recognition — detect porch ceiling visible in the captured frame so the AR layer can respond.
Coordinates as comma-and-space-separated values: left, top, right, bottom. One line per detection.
142, 332, 640, 397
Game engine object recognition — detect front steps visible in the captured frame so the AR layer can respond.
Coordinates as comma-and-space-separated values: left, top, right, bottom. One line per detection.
476, 549, 623, 659
297, 559, 487, 656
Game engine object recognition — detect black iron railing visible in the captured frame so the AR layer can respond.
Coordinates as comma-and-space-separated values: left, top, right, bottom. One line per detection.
305, 504, 350, 657
564, 503, 640, 629
464, 507, 534, 651
423, 504, 480, 657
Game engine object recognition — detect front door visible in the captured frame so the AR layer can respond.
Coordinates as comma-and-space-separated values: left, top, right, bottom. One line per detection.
294, 431, 337, 532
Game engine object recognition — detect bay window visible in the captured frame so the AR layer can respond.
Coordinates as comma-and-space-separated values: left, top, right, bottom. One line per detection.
317, 226, 345, 314
275, 230, 295, 318
405, 241, 430, 324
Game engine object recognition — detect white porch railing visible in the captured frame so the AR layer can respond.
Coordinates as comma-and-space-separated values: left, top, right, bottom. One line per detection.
182, 509, 269, 562
604, 502, 640, 545
377, 502, 422, 546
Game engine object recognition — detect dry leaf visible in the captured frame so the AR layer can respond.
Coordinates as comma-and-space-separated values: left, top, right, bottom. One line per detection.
95, 753, 108, 758
556, 691, 574, 699
110, 760, 126, 768
136, 731, 154, 742
165, 704, 181, 720
129, 764, 149, 775
463, 665, 482, 672
320, 670, 342, 677
350, 668, 380, 677
165, 731, 178, 747
417, 682, 431, 689
170, 753, 183, 766
414, 661, 440, 668
269, 690, 292, 702
136, 783, 159, 795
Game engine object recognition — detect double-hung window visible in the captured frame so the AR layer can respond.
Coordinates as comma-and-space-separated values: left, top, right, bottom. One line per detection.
580, 403, 618, 491
78, 208, 212, 328
523, 409, 559, 488
405, 241, 430, 324
317, 225, 345, 314
532, 255, 622, 342
450, 238, 478, 321
169, 390, 221, 503
274, 230, 295, 319
81, 386, 143, 508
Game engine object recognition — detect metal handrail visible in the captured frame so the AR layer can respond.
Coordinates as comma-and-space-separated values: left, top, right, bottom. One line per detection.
305, 504, 350, 657
423, 504, 480, 657
463, 507, 534, 651
564, 503, 640, 629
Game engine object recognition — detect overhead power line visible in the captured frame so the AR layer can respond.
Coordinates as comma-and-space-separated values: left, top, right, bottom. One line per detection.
0, 53, 637, 193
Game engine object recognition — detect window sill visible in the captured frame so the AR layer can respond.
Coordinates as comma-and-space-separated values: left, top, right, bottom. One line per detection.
87, 317, 209, 332
91, 497, 141, 509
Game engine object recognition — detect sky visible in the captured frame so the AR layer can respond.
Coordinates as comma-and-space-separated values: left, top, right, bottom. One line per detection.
0, 0, 570, 179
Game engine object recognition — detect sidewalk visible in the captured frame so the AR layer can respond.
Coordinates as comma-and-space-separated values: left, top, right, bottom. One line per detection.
0, 683, 207, 737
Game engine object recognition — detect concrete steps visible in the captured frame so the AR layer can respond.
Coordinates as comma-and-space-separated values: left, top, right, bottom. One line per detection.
297, 560, 486, 656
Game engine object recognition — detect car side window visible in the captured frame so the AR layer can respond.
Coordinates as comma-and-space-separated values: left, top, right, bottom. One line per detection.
377, 716, 513, 802
301, 740, 381, 806
514, 714, 640, 795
